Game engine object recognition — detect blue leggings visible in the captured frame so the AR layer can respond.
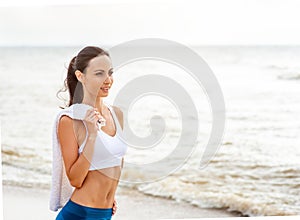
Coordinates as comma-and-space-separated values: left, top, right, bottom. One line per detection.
56, 199, 113, 220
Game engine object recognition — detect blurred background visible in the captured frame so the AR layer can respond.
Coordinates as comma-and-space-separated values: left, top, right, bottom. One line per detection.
1, 0, 300, 217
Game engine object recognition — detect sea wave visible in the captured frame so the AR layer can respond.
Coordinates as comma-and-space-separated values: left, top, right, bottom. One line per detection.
135, 175, 299, 216
277, 72, 300, 80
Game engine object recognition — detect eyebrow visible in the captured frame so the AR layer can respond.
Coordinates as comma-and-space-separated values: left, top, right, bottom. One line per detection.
94, 68, 114, 72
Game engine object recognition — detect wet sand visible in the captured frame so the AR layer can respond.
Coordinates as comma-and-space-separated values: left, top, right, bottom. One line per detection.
2, 185, 239, 220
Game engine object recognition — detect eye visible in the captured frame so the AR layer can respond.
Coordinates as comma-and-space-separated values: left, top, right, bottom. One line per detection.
95, 72, 103, 75
109, 71, 114, 76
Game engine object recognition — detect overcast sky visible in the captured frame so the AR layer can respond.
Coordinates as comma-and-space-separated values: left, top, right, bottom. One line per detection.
1, 0, 300, 46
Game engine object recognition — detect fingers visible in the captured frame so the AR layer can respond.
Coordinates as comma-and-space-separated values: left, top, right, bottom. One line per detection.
112, 200, 117, 216
94, 109, 100, 116
85, 108, 100, 122
93, 108, 102, 122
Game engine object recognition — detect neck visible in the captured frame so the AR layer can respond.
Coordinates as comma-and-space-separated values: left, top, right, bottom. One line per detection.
82, 96, 106, 115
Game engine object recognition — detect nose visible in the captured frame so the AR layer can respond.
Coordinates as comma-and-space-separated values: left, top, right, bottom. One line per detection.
104, 75, 113, 84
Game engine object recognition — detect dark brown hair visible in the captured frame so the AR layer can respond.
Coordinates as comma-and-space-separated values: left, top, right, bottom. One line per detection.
56, 46, 110, 109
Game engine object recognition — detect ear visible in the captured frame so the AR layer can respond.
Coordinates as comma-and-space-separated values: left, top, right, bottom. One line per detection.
75, 70, 84, 83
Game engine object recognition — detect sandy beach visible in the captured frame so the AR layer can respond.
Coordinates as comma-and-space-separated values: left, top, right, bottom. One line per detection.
2, 185, 239, 220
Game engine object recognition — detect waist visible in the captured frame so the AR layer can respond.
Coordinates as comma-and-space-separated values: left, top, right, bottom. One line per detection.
71, 168, 120, 208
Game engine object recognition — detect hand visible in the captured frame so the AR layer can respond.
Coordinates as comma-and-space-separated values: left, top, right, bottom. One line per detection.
83, 108, 101, 136
112, 199, 117, 216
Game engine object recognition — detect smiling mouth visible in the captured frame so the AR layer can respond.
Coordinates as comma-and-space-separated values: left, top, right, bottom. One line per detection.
100, 87, 110, 92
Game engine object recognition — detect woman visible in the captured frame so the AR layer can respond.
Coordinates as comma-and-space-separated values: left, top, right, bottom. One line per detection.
54, 46, 127, 220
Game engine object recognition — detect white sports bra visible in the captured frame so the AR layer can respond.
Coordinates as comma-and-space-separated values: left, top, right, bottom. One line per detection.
77, 103, 127, 170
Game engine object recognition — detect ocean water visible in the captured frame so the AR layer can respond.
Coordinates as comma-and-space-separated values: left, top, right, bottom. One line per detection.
1, 46, 300, 216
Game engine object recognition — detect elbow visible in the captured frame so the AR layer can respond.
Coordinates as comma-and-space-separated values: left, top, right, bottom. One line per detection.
69, 177, 83, 189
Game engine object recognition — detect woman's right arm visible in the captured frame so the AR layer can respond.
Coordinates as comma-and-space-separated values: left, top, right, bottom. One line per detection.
58, 110, 98, 188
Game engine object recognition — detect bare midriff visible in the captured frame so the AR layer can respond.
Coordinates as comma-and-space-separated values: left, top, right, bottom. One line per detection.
70, 166, 121, 208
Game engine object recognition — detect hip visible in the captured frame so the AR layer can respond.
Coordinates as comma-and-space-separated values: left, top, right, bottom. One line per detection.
56, 199, 113, 220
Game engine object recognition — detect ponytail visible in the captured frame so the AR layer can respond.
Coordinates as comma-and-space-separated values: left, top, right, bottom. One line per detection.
66, 56, 83, 107
56, 56, 83, 109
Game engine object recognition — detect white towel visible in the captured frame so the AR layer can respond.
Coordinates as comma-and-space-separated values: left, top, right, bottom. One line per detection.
49, 103, 95, 211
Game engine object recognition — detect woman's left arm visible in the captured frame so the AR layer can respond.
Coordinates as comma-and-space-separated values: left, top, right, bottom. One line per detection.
113, 106, 123, 216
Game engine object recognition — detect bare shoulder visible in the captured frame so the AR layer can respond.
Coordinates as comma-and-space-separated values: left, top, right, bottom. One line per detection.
59, 115, 72, 125
58, 115, 78, 148
112, 106, 124, 130
59, 115, 78, 129
112, 105, 123, 115
58, 115, 75, 136
58, 115, 81, 145
59, 115, 81, 127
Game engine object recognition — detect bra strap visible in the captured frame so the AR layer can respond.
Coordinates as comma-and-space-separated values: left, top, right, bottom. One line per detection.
78, 120, 89, 153
105, 103, 123, 133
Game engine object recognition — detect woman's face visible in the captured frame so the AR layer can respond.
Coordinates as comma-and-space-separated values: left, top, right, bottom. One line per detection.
82, 55, 114, 98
